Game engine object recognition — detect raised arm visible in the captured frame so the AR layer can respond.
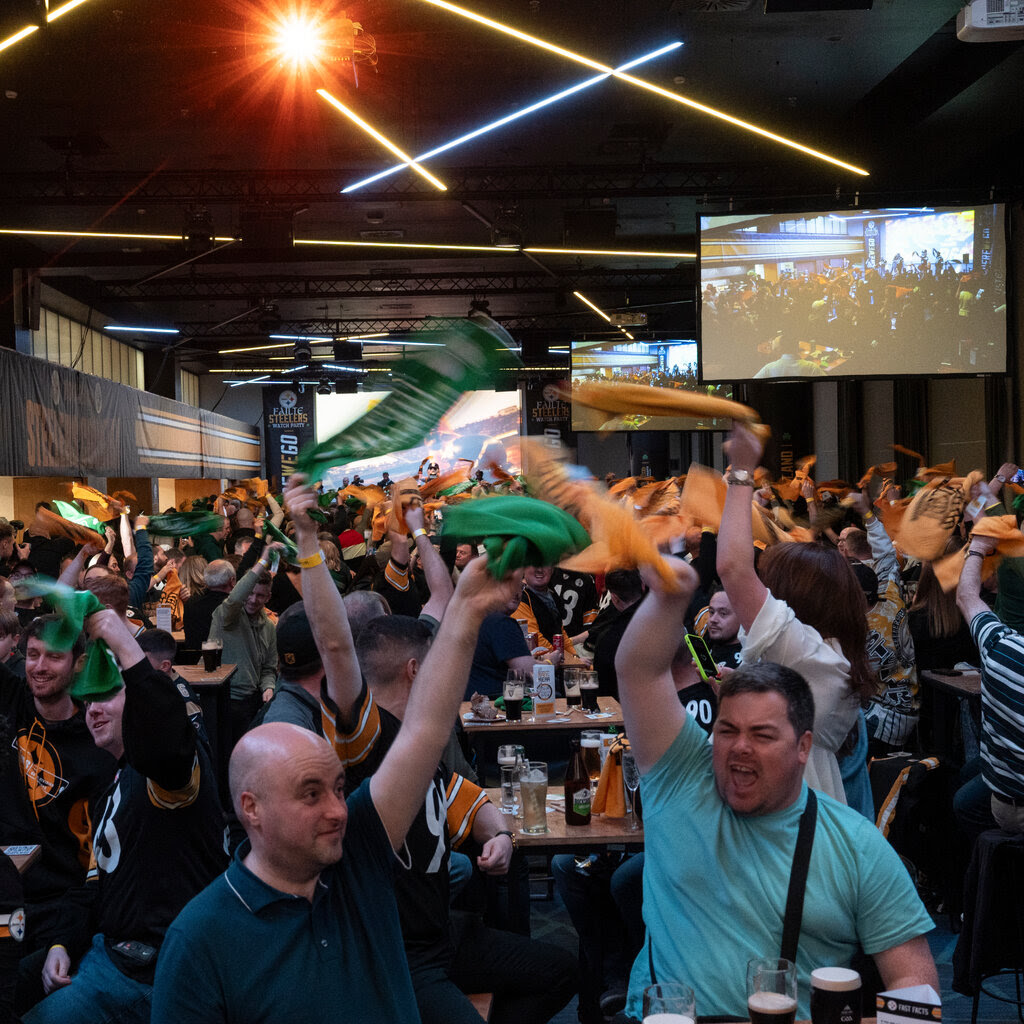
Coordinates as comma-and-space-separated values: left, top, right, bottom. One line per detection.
370, 557, 522, 852
849, 489, 898, 581
57, 539, 103, 587
988, 461, 1019, 496
127, 514, 154, 609
85, 609, 195, 789
405, 504, 454, 623
615, 556, 700, 773
716, 423, 769, 631
284, 474, 363, 723
957, 531, 997, 625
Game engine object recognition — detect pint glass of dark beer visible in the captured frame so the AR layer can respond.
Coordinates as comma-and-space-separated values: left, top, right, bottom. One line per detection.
201, 639, 223, 673
579, 672, 600, 712
810, 967, 861, 1024
747, 958, 797, 1024
503, 673, 524, 722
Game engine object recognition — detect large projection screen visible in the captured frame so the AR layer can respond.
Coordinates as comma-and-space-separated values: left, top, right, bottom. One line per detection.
699, 204, 1008, 382
313, 389, 521, 488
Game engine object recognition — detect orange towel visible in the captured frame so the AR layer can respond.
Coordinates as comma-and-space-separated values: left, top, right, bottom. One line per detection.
933, 515, 1024, 591
592, 735, 629, 818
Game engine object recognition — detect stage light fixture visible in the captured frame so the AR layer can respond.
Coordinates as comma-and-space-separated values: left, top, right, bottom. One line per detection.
274, 14, 324, 66
412, 0, 868, 176
293, 339, 312, 362
340, 41, 681, 193
316, 89, 448, 191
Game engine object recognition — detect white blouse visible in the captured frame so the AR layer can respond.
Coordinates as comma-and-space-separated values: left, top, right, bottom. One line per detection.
738, 590, 860, 803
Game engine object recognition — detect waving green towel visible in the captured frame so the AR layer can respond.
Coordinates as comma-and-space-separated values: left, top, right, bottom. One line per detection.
441, 496, 590, 578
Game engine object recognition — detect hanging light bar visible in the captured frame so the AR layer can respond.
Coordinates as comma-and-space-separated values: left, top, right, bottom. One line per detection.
341, 41, 681, 193
412, 0, 869, 176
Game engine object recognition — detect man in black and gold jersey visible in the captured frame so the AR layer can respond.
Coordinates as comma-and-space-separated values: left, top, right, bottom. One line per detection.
24, 611, 225, 1024
0, 614, 114, 1015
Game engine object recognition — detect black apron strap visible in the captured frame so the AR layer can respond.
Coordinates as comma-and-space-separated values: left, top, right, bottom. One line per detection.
648, 788, 818, 991
780, 788, 818, 965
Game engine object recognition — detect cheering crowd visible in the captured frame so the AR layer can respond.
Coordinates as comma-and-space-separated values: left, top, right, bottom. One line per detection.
702, 262, 1005, 378
3, 417, 1023, 1024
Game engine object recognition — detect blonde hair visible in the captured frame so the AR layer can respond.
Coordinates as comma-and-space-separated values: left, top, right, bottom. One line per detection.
179, 555, 209, 595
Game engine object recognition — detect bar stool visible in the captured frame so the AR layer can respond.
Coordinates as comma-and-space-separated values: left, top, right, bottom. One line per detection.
952, 828, 1024, 1024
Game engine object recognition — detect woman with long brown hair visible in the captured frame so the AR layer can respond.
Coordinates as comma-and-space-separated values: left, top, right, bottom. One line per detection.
909, 537, 977, 670
717, 423, 878, 802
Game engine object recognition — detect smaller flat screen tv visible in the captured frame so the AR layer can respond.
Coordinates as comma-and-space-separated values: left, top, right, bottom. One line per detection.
570, 339, 733, 431
698, 204, 1008, 382
314, 389, 521, 486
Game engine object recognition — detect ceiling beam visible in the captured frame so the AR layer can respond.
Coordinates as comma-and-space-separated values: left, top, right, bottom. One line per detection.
94, 266, 688, 302
0, 162, 788, 205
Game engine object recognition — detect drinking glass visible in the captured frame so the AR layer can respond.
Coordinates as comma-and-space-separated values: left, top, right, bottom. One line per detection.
520, 761, 548, 834
563, 668, 582, 710
746, 957, 797, 1024
201, 638, 223, 672
621, 751, 642, 831
499, 765, 519, 815
503, 671, 525, 722
642, 981, 696, 1024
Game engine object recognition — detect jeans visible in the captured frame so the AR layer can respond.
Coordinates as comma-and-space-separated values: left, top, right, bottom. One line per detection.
450, 851, 474, 902
953, 760, 997, 844
409, 909, 577, 1024
553, 853, 644, 1024
23, 934, 152, 1024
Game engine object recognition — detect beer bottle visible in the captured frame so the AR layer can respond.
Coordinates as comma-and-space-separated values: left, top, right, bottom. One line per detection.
564, 736, 592, 826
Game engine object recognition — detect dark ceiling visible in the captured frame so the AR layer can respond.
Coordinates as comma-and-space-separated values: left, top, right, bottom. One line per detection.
1, 0, 1022, 385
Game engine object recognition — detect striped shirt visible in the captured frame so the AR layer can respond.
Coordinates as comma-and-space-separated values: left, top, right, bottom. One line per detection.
971, 611, 1024, 800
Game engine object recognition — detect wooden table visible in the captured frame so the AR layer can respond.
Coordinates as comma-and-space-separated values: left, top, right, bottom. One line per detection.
2, 844, 41, 874
460, 696, 623, 732
174, 662, 236, 804
919, 668, 981, 764
485, 789, 643, 849
461, 697, 624, 785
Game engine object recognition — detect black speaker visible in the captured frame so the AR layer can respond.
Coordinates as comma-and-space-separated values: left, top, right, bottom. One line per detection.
333, 340, 362, 363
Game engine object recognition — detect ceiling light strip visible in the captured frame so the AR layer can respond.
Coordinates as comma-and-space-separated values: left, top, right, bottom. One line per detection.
413, 0, 869, 176
316, 89, 448, 191
341, 41, 681, 193
527, 246, 693, 258
573, 290, 612, 323
0, 228, 237, 242
0, 26, 39, 53
47, 0, 92, 22
293, 237, 693, 258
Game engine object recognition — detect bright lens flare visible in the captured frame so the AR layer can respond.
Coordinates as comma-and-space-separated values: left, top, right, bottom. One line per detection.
274, 15, 323, 66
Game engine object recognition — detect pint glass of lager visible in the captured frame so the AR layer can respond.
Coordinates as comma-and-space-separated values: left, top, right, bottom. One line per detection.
746, 958, 797, 1024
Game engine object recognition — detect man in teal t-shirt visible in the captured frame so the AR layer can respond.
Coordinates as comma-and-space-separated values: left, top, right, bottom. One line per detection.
615, 554, 938, 1021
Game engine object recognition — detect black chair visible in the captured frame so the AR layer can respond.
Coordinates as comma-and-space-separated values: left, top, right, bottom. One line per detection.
953, 828, 1024, 1024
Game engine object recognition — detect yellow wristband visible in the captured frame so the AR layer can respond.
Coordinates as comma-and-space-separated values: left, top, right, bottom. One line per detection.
298, 551, 325, 569
412, 528, 427, 539
863, 510, 874, 521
